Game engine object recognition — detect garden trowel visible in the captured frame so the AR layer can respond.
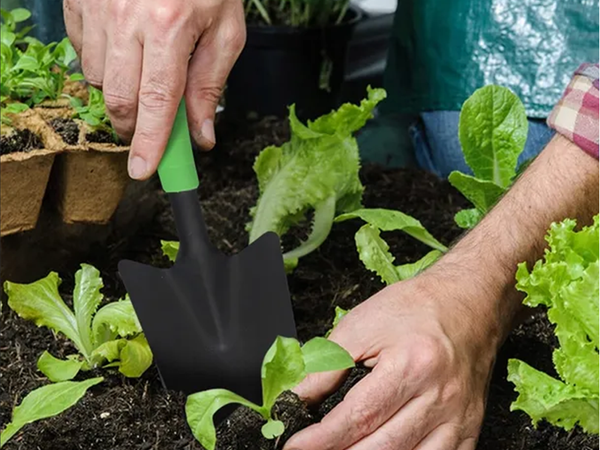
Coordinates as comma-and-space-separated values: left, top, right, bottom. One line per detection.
118, 101, 296, 405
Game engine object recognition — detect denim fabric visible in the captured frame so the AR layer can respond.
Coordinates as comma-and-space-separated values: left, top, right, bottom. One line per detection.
410, 111, 556, 178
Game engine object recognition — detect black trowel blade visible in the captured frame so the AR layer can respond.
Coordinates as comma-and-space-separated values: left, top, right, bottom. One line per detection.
118, 231, 296, 404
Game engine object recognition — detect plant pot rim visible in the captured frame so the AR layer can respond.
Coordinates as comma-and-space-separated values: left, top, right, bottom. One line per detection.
0, 147, 62, 163
246, 5, 363, 34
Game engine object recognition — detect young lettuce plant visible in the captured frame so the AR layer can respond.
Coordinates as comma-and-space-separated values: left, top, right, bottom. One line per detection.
163, 87, 386, 271
0, 377, 103, 448
4, 264, 152, 382
508, 215, 599, 434
335, 209, 448, 285
448, 85, 529, 229
69, 85, 116, 138
186, 335, 354, 449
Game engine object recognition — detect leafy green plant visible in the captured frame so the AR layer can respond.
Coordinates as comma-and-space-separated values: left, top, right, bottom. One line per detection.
186, 335, 354, 449
0, 377, 103, 448
449, 85, 529, 229
1, 7, 78, 125
69, 85, 114, 135
163, 87, 386, 271
244, 0, 351, 27
508, 216, 599, 433
4, 264, 152, 381
326, 305, 349, 337
336, 209, 447, 285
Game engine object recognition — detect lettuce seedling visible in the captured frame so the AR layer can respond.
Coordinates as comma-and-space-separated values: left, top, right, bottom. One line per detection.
336, 209, 447, 285
449, 85, 528, 228
4, 264, 152, 382
161, 87, 386, 271
0, 377, 103, 448
508, 216, 599, 433
69, 85, 116, 137
186, 335, 354, 449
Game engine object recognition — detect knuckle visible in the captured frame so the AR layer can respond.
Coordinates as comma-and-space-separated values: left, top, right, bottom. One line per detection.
219, 20, 246, 54
197, 86, 222, 106
149, 2, 182, 30
440, 379, 463, 404
103, 90, 136, 118
138, 86, 177, 112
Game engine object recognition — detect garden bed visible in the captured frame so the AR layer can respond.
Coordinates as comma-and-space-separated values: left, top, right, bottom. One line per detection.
0, 118, 597, 450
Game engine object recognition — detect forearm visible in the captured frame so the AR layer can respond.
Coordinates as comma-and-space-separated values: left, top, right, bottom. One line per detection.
428, 135, 598, 354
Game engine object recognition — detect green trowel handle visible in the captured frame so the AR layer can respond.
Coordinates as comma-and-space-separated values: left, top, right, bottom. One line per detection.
157, 100, 199, 193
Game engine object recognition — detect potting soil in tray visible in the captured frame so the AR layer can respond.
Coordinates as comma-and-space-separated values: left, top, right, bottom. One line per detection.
1, 118, 597, 450
0, 129, 44, 156
49, 118, 79, 146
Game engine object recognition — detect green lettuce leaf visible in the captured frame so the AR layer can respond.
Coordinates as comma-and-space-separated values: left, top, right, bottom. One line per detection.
458, 85, 528, 188
301, 337, 354, 373
454, 208, 483, 229
326, 306, 349, 337
247, 88, 386, 268
161, 240, 180, 262
185, 335, 354, 449
92, 297, 142, 346
118, 334, 153, 378
0, 377, 103, 448
336, 208, 447, 252
4, 272, 85, 357
508, 216, 599, 433
508, 359, 598, 433
354, 223, 400, 285
37, 351, 83, 382
396, 250, 443, 281
73, 264, 103, 360
447, 171, 506, 212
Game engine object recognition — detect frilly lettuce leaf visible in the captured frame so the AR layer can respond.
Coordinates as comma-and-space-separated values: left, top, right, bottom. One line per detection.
508, 216, 599, 433
247, 87, 386, 269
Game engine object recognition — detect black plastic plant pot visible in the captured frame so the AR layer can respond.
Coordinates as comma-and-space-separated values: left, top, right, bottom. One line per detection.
225, 8, 363, 121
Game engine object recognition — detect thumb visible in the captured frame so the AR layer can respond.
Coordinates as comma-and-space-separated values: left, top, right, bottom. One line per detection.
185, 18, 246, 150
293, 368, 349, 406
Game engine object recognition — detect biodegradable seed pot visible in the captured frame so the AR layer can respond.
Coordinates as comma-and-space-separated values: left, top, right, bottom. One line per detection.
0, 110, 63, 237
225, 7, 362, 121
36, 107, 130, 225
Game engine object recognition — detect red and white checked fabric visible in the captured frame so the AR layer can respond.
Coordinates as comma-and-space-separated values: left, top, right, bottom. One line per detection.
547, 63, 599, 160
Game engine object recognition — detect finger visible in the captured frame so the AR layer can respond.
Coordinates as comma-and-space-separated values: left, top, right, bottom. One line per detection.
412, 424, 464, 450
294, 313, 381, 405
63, 0, 83, 56
284, 362, 412, 450
185, 14, 246, 150
103, 9, 142, 142
349, 395, 441, 450
80, 3, 107, 88
128, 23, 195, 180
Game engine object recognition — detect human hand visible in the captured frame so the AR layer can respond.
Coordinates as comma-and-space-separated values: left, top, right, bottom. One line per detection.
63, 0, 245, 179
285, 274, 497, 450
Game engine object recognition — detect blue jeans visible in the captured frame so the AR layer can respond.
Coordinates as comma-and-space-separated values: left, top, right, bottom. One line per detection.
410, 111, 555, 178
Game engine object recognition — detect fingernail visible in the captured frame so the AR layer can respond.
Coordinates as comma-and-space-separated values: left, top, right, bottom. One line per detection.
199, 119, 215, 146
128, 155, 148, 180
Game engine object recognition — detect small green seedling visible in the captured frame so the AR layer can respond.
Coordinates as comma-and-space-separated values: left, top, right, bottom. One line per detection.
185, 335, 354, 450
163, 87, 386, 272
326, 306, 349, 337
448, 85, 529, 229
69, 85, 115, 138
336, 209, 447, 285
0, 377, 103, 448
4, 264, 152, 382
508, 216, 599, 433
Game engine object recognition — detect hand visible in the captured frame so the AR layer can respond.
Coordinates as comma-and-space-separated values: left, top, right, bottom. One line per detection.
284, 274, 496, 450
63, 0, 246, 179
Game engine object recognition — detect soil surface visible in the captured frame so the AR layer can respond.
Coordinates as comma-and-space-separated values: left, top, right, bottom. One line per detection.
86, 129, 117, 144
1, 117, 597, 450
50, 118, 79, 145
0, 129, 43, 156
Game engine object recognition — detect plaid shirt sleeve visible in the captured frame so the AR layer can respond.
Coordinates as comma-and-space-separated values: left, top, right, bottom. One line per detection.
547, 63, 599, 160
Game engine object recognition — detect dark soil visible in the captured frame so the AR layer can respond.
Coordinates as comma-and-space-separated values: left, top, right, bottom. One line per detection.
1, 117, 597, 450
0, 129, 43, 156
86, 129, 116, 144
50, 118, 79, 145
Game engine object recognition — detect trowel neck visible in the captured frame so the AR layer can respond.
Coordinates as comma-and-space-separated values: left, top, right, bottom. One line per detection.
169, 190, 214, 260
